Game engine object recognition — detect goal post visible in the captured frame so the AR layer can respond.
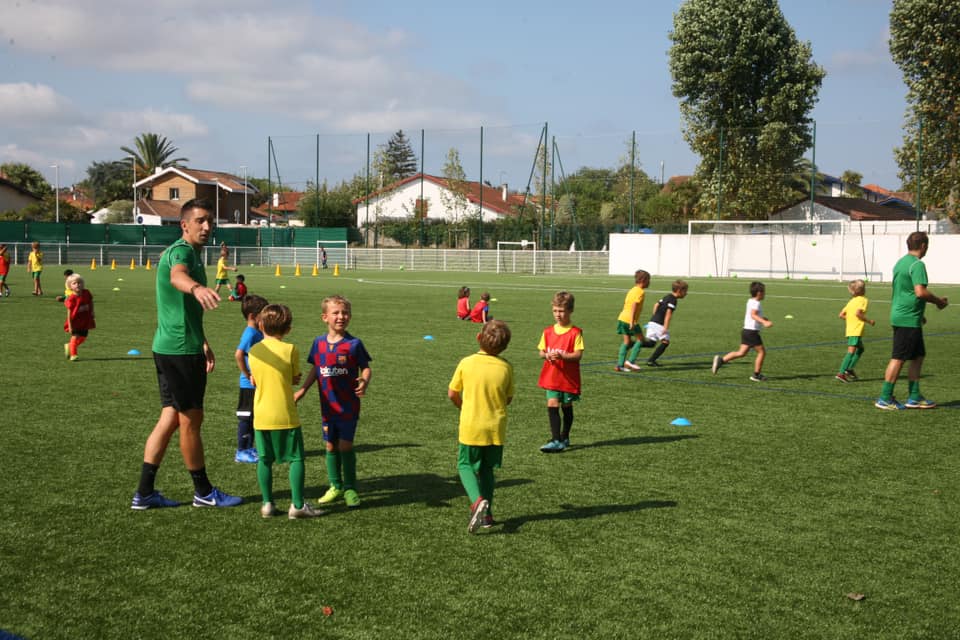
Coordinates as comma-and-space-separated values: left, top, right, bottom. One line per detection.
686, 219, 881, 281
496, 240, 537, 274
316, 240, 349, 270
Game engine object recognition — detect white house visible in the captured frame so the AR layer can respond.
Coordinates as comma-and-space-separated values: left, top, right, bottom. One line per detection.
354, 173, 527, 228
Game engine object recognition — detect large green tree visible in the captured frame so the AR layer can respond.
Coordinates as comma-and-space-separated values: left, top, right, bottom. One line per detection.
890, 0, 960, 219
374, 130, 418, 182
81, 160, 133, 207
120, 133, 188, 175
0, 162, 51, 196
669, 0, 825, 219
298, 178, 362, 228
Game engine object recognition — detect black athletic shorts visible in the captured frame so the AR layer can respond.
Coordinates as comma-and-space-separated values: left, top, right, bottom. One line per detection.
891, 326, 925, 361
236, 387, 254, 418
740, 329, 763, 348
154, 352, 207, 411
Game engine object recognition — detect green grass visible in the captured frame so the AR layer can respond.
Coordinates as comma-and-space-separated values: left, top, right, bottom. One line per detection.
1, 265, 959, 639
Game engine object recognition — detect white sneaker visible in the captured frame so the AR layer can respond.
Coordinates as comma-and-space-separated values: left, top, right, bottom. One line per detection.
260, 502, 276, 518
288, 501, 325, 519
622, 361, 642, 371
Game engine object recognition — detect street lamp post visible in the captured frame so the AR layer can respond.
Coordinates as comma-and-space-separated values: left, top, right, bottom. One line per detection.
50, 164, 59, 222
240, 165, 248, 225
129, 156, 137, 222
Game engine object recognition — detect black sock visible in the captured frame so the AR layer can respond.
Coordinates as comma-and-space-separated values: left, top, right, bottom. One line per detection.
237, 417, 253, 450
548, 407, 561, 441
561, 406, 574, 440
642, 338, 656, 348
649, 342, 669, 362
137, 462, 159, 496
190, 467, 214, 497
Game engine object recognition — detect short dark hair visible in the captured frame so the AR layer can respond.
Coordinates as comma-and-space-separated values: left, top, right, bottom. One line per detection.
235, 274, 245, 282
241, 294, 268, 319
478, 319, 511, 356
750, 281, 765, 297
258, 303, 292, 336
180, 198, 214, 219
906, 231, 929, 251
63, 269, 74, 277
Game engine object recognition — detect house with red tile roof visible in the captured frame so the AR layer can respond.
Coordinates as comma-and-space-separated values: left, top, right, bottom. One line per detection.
353, 173, 529, 229
251, 191, 305, 225
133, 166, 258, 224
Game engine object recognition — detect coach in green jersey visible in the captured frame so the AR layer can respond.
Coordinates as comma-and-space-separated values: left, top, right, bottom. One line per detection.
876, 231, 949, 411
131, 198, 242, 510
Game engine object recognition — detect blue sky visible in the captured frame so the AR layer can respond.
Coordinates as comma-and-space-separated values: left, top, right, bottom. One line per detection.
0, 0, 905, 193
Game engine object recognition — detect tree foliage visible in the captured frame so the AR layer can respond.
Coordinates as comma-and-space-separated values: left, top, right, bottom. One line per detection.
121, 133, 188, 175
440, 147, 470, 223
374, 130, 418, 182
890, 0, 960, 219
669, 0, 825, 219
80, 160, 132, 207
0, 162, 51, 197
298, 180, 358, 228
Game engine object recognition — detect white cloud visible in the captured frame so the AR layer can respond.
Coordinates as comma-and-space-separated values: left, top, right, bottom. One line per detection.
0, 83, 71, 121
829, 27, 897, 76
0, 143, 76, 172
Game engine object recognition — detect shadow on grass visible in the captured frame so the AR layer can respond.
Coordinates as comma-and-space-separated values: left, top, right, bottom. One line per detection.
497, 499, 678, 534
69, 356, 150, 362
303, 442, 422, 458
575, 434, 698, 449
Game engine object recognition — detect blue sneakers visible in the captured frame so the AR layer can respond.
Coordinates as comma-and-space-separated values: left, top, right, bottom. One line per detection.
875, 397, 906, 411
234, 448, 259, 463
192, 487, 243, 508
540, 440, 563, 453
131, 491, 180, 510
904, 397, 937, 410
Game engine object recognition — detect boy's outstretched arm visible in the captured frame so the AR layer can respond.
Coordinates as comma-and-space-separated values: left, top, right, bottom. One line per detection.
448, 388, 462, 409
294, 367, 318, 403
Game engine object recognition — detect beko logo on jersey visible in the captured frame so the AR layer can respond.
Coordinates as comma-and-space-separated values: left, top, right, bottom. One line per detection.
319, 366, 349, 377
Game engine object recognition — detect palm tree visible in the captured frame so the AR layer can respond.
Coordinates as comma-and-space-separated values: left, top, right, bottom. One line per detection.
121, 133, 189, 175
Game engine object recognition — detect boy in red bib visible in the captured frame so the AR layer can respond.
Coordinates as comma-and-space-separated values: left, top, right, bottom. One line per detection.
538, 291, 583, 452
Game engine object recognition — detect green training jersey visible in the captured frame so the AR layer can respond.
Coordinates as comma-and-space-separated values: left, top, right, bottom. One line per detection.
152, 238, 207, 355
889, 253, 927, 328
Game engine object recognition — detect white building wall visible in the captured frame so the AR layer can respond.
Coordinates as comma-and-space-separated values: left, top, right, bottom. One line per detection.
610, 232, 960, 284
355, 181, 505, 227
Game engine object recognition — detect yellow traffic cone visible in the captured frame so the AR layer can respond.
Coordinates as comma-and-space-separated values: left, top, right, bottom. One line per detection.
130, 258, 136, 270
333, 264, 340, 277
295, 264, 302, 277
311, 263, 319, 276
90, 258, 97, 270
111, 259, 116, 270
275, 264, 282, 277
145, 258, 152, 270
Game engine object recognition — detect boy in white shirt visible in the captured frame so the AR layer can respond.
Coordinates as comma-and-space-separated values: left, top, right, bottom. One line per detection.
712, 281, 773, 381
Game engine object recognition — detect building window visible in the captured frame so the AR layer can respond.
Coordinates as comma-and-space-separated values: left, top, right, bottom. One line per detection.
169, 187, 180, 201
415, 198, 428, 219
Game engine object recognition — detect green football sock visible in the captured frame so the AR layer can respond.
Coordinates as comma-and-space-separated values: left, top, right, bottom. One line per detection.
341, 450, 357, 490
880, 381, 895, 401
257, 460, 273, 504
289, 459, 305, 508
908, 380, 921, 400
848, 346, 864, 370
617, 343, 629, 367
325, 450, 342, 489
628, 341, 642, 363
478, 466, 495, 510
458, 466, 481, 503
839, 353, 853, 373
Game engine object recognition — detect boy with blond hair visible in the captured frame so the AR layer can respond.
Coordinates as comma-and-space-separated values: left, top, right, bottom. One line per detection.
617, 269, 655, 371
836, 279, 875, 383
248, 304, 323, 519
27, 241, 43, 296
214, 245, 237, 295
449, 319, 515, 533
538, 291, 583, 453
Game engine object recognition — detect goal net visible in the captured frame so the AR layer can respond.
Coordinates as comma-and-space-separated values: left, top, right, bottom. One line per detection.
687, 219, 883, 281
496, 240, 537, 274
317, 241, 349, 270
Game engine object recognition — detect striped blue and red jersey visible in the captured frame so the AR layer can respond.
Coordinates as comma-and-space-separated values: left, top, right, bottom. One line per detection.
306, 332, 372, 423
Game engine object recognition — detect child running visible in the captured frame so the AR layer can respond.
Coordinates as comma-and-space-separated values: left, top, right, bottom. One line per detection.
616, 269, 655, 371
27, 241, 43, 296
63, 273, 95, 361
457, 286, 471, 320
712, 281, 773, 381
644, 280, 689, 367
448, 319, 514, 533
0, 244, 10, 297
836, 279, 875, 382
234, 294, 269, 463
214, 245, 237, 295
294, 295, 372, 509
248, 304, 322, 519
470, 291, 492, 323
538, 291, 583, 453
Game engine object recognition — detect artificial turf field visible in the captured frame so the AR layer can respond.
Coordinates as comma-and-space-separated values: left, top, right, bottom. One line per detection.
1, 264, 958, 639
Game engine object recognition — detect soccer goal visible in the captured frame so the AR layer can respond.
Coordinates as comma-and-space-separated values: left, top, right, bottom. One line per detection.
316, 240, 349, 271
687, 219, 883, 281
496, 240, 537, 274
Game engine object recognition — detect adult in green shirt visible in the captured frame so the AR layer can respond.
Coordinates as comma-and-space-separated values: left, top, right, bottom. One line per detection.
876, 231, 949, 410
131, 198, 242, 509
